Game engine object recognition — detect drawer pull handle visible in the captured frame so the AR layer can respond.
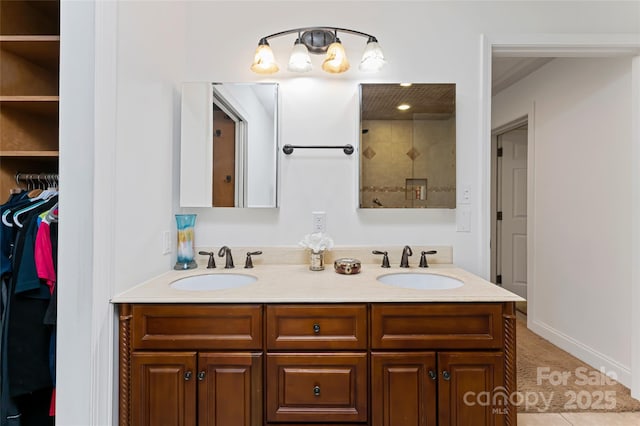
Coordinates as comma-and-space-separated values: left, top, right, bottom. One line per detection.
442, 370, 451, 381
197, 371, 206, 381
184, 371, 192, 381
428, 370, 437, 380
313, 323, 321, 334
313, 385, 321, 396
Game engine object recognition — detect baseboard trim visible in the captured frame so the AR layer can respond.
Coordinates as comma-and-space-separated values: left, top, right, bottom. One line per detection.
528, 318, 632, 388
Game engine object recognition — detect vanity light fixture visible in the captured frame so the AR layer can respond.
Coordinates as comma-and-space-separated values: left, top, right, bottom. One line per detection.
251, 27, 386, 75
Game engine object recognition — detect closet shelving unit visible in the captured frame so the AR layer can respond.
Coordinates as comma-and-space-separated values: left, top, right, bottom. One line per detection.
0, 0, 60, 200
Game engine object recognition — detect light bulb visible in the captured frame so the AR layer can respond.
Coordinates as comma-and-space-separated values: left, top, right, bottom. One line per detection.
287, 40, 312, 72
250, 42, 279, 74
359, 39, 386, 72
322, 39, 350, 74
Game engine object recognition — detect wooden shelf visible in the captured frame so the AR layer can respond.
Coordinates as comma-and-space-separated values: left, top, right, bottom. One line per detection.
0, 1, 60, 36
0, 36, 60, 67
0, 95, 59, 102
0, 151, 59, 158
1, 97, 58, 117
0, 35, 60, 42
0, 37, 59, 96
1, 100, 59, 151
0, 0, 59, 200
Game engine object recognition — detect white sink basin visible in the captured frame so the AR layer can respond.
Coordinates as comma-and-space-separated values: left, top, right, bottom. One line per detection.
170, 273, 257, 291
377, 272, 463, 290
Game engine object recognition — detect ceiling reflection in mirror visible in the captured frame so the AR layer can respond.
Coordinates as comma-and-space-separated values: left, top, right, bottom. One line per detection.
359, 83, 456, 208
180, 82, 279, 208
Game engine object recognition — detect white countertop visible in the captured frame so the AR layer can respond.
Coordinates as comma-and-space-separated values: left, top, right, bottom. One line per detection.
110, 263, 524, 304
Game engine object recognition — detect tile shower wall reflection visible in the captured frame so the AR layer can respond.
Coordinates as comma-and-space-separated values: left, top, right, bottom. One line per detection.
360, 117, 456, 208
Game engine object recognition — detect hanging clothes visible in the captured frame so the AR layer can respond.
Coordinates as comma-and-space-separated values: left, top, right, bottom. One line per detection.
0, 187, 57, 426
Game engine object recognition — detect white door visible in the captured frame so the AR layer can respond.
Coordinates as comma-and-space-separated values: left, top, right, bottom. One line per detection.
497, 127, 527, 298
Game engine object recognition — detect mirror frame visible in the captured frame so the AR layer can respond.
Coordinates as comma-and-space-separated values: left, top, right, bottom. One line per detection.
180, 82, 279, 208
358, 83, 456, 209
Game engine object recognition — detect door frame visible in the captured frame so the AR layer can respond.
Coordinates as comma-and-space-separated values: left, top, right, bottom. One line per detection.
480, 33, 640, 397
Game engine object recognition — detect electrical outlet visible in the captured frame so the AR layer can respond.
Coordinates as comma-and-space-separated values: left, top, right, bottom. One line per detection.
162, 230, 172, 254
312, 211, 326, 233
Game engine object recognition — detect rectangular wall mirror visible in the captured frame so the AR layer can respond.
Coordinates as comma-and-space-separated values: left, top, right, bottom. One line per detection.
180, 82, 279, 208
359, 83, 456, 208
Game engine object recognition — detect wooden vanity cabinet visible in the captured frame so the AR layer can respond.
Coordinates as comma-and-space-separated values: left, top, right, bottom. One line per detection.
370, 303, 515, 426
120, 304, 263, 426
265, 304, 368, 423
119, 302, 516, 426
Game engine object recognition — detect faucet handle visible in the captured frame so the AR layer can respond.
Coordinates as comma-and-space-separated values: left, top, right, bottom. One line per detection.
244, 251, 262, 269
198, 251, 216, 269
419, 250, 438, 268
372, 250, 390, 268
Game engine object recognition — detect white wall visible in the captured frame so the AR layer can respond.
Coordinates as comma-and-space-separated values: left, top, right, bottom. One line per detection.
492, 57, 634, 384
57, 1, 639, 424
57, 1, 96, 423
113, 0, 186, 294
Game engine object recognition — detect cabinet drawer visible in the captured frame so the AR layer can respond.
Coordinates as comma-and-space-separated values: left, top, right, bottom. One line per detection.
266, 304, 367, 350
266, 353, 368, 423
131, 304, 262, 350
371, 303, 504, 349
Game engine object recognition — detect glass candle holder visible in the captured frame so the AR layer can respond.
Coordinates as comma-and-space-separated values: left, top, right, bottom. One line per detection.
174, 214, 197, 270
309, 250, 325, 271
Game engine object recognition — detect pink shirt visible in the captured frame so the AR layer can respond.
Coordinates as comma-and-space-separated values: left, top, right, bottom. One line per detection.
35, 219, 56, 294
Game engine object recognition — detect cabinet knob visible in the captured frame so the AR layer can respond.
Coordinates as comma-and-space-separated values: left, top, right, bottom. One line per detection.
313, 323, 321, 334
184, 371, 192, 381
313, 385, 321, 396
442, 370, 451, 381
197, 371, 206, 381
428, 370, 437, 380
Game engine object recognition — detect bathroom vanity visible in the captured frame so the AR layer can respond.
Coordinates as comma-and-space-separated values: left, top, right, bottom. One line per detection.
113, 261, 521, 426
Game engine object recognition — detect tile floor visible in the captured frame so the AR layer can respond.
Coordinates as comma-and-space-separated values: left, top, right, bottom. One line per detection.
518, 411, 640, 425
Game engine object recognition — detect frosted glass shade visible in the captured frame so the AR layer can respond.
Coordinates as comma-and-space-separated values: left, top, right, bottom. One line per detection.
287, 43, 312, 72
359, 41, 386, 72
322, 41, 350, 74
251, 44, 279, 74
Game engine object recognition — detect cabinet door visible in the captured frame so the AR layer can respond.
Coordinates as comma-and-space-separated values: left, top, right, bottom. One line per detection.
371, 352, 437, 426
131, 352, 197, 426
198, 352, 262, 426
438, 352, 505, 426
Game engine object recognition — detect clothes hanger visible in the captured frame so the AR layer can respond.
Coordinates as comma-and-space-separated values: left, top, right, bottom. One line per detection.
12, 197, 55, 228
45, 202, 58, 224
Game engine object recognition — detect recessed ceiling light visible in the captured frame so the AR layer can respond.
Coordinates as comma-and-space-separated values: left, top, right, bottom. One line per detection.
397, 104, 411, 111
400, 83, 412, 87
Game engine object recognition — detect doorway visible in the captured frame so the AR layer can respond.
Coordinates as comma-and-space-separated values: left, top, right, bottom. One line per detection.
212, 106, 236, 207
492, 122, 528, 303
483, 37, 640, 397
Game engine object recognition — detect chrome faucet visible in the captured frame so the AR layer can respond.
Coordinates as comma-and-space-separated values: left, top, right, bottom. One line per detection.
400, 245, 413, 268
218, 246, 234, 269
